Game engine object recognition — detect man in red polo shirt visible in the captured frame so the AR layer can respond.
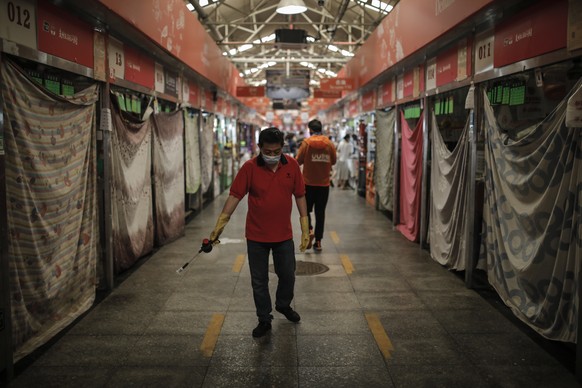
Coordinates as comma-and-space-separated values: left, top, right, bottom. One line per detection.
208, 127, 310, 338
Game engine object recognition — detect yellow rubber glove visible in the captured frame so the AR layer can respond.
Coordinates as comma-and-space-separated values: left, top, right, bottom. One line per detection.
299, 216, 310, 252
209, 213, 230, 245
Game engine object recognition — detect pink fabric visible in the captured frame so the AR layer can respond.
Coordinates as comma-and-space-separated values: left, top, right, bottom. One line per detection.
397, 111, 423, 241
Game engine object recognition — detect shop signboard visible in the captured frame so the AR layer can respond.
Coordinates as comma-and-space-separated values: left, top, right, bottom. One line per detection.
93, 32, 107, 81
320, 78, 355, 91
182, 80, 189, 103
457, 38, 469, 81
189, 80, 200, 106
474, 29, 494, 74
313, 89, 342, 99
348, 98, 359, 117
361, 90, 376, 112
154, 62, 164, 93
236, 86, 265, 97
37, 1, 93, 68
203, 89, 214, 112
0, 0, 37, 49
107, 37, 124, 80
403, 69, 414, 98
124, 44, 155, 89
426, 57, 436, 91
436, 45, 458, 87
494, 0, 567, 68
164, 69, 178, 97
396, 74, 404, 100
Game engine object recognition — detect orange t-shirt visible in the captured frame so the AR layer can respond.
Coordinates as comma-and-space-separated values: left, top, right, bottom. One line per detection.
296, 135, 337, 186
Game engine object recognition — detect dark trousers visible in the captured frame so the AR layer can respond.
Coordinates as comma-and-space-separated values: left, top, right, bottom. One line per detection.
305, 185, 330, 241
247, 239, 296, 323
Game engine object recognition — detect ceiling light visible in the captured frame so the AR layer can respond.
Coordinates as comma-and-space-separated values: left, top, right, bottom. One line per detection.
276, 0, 307, 14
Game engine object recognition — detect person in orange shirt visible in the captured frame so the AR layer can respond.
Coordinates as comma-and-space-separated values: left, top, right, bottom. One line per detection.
296, 119, 337, 252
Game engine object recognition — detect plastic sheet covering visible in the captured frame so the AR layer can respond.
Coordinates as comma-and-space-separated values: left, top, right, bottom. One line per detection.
397, 111, 424, 241
110, 101, 154, 273
200, 114, 214, 193
374, 109, 395, 211
429, 113, 471, 270
1, 59, 98, 360
481, 80, 582, 342
184, 111, 201, 193
152, 110, 185, 245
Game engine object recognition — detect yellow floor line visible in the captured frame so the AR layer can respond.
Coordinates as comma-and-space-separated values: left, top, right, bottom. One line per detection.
330, 231, 340, 244
232, 254, 245, 272
340, 254, 354, 274
200, 313, 225, 357
365, 313, 394, 359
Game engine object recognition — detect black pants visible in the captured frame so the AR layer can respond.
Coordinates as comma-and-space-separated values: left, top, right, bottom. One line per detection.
247, 239, 296, 323
305, 185, 330, 241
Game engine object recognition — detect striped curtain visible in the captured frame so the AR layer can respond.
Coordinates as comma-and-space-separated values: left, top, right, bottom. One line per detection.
1, 59, 99, 360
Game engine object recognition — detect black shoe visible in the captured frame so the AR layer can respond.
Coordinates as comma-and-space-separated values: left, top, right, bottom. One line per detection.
252, 321, 272, 337
275, 306, 301, 323
313, 240, 322, 252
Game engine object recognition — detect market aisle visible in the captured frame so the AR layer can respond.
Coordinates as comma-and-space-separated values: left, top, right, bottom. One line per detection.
9, 189, 579, 387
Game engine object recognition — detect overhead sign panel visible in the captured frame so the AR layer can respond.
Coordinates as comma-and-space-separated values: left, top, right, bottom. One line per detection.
313, 89, 342, 99
236, 86, 265, 97
320, 78, 355, 91
266, 69, 309, 100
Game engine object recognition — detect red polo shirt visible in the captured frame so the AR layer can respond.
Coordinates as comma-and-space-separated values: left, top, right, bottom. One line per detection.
230, 154, 305, 242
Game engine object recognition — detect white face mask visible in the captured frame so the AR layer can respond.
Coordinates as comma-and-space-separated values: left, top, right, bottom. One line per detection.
262, 153, 280, 165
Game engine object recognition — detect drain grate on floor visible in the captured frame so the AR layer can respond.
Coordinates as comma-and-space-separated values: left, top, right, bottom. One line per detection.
269, 260, 329, 276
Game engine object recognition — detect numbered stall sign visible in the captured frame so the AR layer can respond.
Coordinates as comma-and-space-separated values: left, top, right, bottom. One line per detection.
0, 0, 37, 49
108, 37, 124, 80
474, 30, 494, 74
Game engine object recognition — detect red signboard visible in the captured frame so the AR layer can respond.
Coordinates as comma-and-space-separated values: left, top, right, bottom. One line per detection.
37, 1, 94, 68
436, 45, 458, 87
124, 45, 155, 89
320, 78, 355, 91
189, 81, 200, 106
314, 89, 342, 99
236, 86, 265, 97
494, 0, 567, 68
361, 90, 376, 112
98, 0, 242, 94
403, 70, 414, 98
340, 0, 493, 88
203, 89, 214, 112
348, 98, 359, 117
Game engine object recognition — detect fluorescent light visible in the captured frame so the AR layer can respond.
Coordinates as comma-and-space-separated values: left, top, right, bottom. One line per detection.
186, 3, 194, 11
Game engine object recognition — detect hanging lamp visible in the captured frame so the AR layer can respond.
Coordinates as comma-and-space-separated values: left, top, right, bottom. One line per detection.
276, 0, 307, 14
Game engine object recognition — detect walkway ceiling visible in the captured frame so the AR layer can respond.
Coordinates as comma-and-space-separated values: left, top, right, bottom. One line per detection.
186, 0, 399, 90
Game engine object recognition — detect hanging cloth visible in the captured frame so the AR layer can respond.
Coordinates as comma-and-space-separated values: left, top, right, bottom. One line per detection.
200, 114, 214, 193
397, 111, 424, 241
1, 58, 99, 361
110, 98, 154, 273
429, 112, 471, 270
374, 109, 396, 211
152, 110, 185, 245
185, 111, 201, 193
482, 79, 582, 342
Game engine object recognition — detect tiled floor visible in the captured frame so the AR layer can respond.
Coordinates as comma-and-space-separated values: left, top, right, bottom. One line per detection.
8, 189, 580, 387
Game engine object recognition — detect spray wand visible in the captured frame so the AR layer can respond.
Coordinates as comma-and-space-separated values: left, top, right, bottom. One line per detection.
176, 238, 215, 274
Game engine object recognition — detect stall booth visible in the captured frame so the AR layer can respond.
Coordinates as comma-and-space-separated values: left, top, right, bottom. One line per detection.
373, 79, 397, 219
394, 65, 426, 243
184, 80, 203, 219
200, 89, 216, 205
473, 0, 582, 346
423, 37, 477, 271
359, 90, 377, 206
0, 0, 101, 372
